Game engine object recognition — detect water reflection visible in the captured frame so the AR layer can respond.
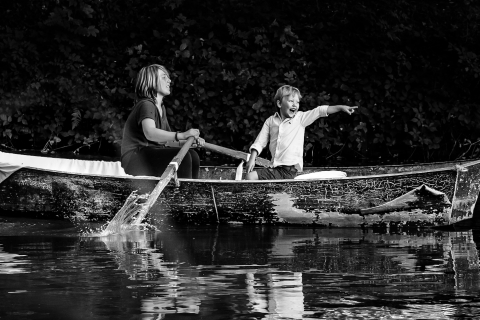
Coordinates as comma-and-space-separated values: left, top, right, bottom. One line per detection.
1, 222, 480, 319
0, 244, 29, 275
96, 227, 480, 319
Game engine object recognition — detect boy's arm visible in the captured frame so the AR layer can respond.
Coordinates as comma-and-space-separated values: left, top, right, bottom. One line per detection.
327, 105, 358, 115
246, 149, 258, 173
301, 105, 358, 127
249, 120, 270, 156
247, 120, 271, 172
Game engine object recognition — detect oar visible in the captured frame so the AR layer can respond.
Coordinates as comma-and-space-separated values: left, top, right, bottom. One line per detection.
204, 142, 270, 168
132, 136, 196, 225
104, 136, 195, 233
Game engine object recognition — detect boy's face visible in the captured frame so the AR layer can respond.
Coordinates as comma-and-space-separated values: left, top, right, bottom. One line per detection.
156, 70, 171, 96
277, 93, 300, 120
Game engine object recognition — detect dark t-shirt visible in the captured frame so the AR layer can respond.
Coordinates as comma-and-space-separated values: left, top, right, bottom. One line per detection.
120, 99, 172, 169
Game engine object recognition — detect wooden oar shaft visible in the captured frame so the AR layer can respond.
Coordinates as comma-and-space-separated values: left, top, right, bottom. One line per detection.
204, 142, 270, 168
133, 136, 195, 224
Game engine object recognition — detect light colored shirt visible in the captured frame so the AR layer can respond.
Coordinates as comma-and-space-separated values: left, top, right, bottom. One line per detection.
249, 105, 329, 172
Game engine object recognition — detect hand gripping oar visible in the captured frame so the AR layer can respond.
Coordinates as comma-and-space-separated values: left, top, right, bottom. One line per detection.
104, 136, 195, 233
203, 142, 270, 168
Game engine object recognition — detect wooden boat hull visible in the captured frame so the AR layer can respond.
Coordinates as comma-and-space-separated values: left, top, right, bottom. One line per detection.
154, 168, 460, 227
1, 159, 480, 228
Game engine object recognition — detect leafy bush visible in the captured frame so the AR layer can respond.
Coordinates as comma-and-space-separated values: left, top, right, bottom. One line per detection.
1, 0, 479, 164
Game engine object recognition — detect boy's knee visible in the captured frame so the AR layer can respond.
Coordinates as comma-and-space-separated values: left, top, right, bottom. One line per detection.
245, 171, 258, 180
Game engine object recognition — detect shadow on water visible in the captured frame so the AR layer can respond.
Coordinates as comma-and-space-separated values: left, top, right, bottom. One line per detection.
1, 216, 480, 319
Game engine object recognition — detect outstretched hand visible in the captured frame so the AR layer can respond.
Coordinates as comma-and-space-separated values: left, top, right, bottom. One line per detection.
327, 105, 359, 116
341, 105, 358, 115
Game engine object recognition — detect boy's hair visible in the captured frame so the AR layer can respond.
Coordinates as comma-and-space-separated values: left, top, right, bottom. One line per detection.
273, 85, 302, 106
135, 64, 170, 100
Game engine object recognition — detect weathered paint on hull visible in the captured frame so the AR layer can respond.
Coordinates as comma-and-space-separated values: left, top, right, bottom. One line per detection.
149, 170, 456, 227
1, 160, 480, 228
450, 163, 480, 224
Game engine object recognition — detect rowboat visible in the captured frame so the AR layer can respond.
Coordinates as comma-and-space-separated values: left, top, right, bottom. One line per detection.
1, 148, 480, 228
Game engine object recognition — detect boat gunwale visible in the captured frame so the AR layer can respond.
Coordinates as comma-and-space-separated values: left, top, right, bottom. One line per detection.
9, 161, 468, 184
185, 165, 460, 184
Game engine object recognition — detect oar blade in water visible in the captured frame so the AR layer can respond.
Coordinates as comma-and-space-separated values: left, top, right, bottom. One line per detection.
104, 136, 195, 234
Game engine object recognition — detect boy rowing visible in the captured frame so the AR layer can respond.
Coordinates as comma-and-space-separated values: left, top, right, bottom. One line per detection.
245, 85, 358, 180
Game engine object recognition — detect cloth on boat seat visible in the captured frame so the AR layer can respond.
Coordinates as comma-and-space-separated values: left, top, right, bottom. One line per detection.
0, 161, 23, 185
294, 170, 347, 180
0, 151, 131, 184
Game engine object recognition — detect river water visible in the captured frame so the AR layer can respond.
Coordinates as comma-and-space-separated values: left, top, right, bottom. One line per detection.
1, 217, 480, 320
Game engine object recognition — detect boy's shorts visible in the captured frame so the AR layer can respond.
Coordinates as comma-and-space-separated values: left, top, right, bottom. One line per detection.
256, 165, 298, 180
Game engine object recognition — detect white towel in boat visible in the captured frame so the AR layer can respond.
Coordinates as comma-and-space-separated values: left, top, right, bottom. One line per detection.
0, 161, 23, 184
0, 151, 130, 184
294, 170, 347, 180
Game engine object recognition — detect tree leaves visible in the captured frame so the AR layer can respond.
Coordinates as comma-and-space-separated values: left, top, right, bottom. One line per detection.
0, 0, 479, 162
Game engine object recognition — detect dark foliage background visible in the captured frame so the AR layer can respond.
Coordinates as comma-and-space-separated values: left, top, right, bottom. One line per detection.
1, 0, 479, 165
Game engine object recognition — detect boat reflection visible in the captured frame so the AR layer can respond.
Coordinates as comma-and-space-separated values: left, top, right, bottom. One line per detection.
0, 244, 29, 275
97, 227, 480, 319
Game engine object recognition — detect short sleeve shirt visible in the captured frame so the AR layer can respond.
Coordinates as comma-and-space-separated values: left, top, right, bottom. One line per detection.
121, 99, 172, 168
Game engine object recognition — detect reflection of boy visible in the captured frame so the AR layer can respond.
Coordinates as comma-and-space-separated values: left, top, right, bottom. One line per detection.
245, 85, 358, 180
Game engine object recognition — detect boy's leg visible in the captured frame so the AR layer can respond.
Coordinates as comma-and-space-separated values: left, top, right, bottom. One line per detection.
245, 171, 259, 180
253, 166, 297, 180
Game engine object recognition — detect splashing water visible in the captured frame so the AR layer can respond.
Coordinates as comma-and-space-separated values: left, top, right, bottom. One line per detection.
100, 191, 152, 236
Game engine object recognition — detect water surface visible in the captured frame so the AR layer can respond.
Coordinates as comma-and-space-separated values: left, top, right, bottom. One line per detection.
1, 217, 480, 319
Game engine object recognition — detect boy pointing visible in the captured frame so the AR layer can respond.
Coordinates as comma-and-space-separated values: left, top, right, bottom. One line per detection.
246, 85, 358, 180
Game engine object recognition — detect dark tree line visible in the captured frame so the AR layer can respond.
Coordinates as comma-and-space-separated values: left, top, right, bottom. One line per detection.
1, 0, 479, 165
